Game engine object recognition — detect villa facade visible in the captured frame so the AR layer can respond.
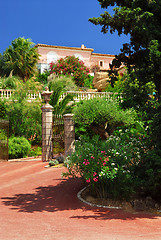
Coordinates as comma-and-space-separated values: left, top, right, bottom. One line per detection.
35, 43, 116, 74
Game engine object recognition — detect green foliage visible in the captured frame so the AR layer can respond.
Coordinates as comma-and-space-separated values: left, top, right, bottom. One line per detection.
11, 78, 43, 101
0, 99, 7, 119
135, 149, 161, 200
28, 146, 42, 157
105, 74, 124, 93
84, 75, 94, 89
121, 71, 156, 109
150, 101, 161, 149
73, 97, 137, 139
89, 1, 161, 98
48, 75, 78, 91
64, 129, 146, 200
9, 136, 31, 159
0, 76, 21, 89
49, 84, 75, 115
75, 121, 94, 140
0, 128, 8, 141
49, 56, 90, 87
49, 159, 59, 167
7, 101, 42, 145
0, 37, 39, 81
35, 70, 50, 85
5, 79, 42, 144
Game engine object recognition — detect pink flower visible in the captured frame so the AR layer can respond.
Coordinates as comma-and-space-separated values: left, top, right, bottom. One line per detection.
105, 157, 109, 162
93, 177, 98, 182
86, 178, 90, 183
103, 162, 106, 166
83, 159, 90, 165
93, 172, 97, 176
91, 156, 94, 159
101, 151, 106, 154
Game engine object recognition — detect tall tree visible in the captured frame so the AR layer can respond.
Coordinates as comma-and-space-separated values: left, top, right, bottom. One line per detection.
0, 37, 39, 81
89, 0, 161, 98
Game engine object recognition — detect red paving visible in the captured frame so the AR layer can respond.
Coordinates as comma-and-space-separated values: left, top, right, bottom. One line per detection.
0, 161, 161, 240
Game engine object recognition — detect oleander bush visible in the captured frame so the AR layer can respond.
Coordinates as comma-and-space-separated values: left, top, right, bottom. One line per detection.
64, 125, 148, 200
49, 56, 90, 87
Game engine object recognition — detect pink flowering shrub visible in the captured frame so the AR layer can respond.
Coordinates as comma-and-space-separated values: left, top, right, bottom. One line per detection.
49, 56, 90, 87
63, 128, 147, 200
64, 141, 119, 199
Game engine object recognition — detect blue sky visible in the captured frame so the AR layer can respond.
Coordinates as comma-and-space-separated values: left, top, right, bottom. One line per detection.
1, 0, 130, 55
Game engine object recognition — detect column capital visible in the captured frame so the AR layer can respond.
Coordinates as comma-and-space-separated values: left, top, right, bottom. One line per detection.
41, 103, 53, 111
63, 114, 74, 119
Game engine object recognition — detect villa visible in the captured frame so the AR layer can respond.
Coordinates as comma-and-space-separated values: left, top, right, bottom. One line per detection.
35, 43, 118, 75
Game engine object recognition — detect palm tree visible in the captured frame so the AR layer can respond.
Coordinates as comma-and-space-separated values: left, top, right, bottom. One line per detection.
49, 86, 74, 115
2, 37, 39, 81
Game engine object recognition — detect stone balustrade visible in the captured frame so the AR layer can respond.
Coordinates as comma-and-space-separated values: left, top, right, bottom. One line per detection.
0, 89, 41, 101
0, 89, 119, 102
59, 91, 118, 102
0, 89, 14, 99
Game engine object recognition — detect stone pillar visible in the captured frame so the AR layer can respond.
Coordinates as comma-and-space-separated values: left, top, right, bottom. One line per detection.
41, 87, 53, 162
63, 114, 75, 156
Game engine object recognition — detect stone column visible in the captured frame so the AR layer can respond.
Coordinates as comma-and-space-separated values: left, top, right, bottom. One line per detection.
41, 87, 53, 162
63, 114, 75, 156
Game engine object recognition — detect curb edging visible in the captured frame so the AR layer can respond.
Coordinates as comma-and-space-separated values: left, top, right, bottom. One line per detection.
77, 186, 122, 209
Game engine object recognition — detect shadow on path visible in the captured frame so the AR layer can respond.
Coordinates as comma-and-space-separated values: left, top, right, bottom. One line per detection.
1, 177, 160, 221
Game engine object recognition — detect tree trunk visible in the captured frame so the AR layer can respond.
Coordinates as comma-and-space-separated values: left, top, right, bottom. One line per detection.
90, 124, 109, 140
9, 70, 13, 78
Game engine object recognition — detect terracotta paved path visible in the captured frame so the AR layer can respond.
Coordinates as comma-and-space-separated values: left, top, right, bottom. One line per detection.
0, 160, 161, 240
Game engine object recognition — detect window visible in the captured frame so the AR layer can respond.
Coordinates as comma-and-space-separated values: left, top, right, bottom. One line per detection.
74, 54, 84, 62
99, 60, 104, 67
47, 51, 59, 64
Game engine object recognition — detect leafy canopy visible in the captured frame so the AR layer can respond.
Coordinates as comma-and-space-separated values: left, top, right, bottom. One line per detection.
89, 0, 161, 98
73, 97, 137, 139
0, 37, 39, 81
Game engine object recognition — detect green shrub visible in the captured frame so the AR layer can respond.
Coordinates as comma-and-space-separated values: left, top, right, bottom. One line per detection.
0, 76, 21, 89
64, 133, 139, 200
150, 101, 161, 149
73, 97, 137, 139
35, 71, 50, 85
48, 75, 78, 92
64, 122, 149, 200
135, 149, 161, 200
84, 75, 94, 89
105, 75, 124, 93
121, 71, 156, 109
5, 80, 43, 145
7, 100, 42, 145
28, 146, 42, 157
9, 137, 31, 159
